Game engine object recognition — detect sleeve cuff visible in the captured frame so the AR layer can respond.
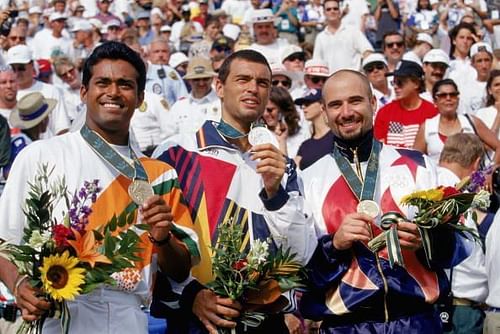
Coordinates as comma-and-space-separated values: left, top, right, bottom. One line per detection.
179, 279, 206, 313
320, 234, 351, 262
259, 185, 289, 211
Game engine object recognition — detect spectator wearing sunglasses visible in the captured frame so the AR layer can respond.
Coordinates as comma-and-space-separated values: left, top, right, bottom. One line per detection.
302, 59, 329, 94
362, 53, 394, 113
414, 78, 499, 164
313, 0, 373, 73
421, 49, 450, 102
374, 60, 438, 148
382, 31, 405, 72
249, 9, 290, 65
6, 45, 70, 137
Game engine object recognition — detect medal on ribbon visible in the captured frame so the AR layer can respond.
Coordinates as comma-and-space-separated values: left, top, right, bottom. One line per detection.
80, 125, 153, 206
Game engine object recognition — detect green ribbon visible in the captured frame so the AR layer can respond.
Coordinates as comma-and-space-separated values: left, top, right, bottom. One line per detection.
331, 139, 382, 201
80, 125, 148, 181
215, 119, 248, 139
379, 212, 433, 269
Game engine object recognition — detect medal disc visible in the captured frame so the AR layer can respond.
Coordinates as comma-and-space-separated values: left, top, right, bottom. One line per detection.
248, 126, 279, 148
357, 200, 380, 219
128, 179, 154, 205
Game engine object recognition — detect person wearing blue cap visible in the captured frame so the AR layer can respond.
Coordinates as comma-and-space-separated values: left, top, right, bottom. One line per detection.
295, 89, 334, 170
374, 60, 438, 148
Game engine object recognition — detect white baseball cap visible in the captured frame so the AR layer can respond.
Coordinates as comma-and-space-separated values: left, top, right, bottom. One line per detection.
362, 53, 388, 69
71, 19, 93, 32
304, 59, 330, 77
169, 52, 189, 69
28, 6, 42, 14
423, 49, 450, 66
222, 24, 240, 41
49, 12, 67, 21
470, 42, 493, 59
416, 33, 433, 47
281, 45, 305, 64
6, 45, 33, 65
270, 63, 294, 81
160, 24, 171, 32
251, 9, 275, 24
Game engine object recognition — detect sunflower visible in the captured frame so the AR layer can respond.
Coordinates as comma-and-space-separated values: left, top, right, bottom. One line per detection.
39, 251, 86, 302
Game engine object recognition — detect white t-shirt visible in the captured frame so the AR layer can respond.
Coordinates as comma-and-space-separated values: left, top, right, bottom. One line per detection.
313, 24, 373, 73
31, 31, 74, 61
249, 39, 290, 66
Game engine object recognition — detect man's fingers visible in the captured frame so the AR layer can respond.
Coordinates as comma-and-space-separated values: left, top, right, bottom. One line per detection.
207, 310, 238, 328
143, 212, 174, 225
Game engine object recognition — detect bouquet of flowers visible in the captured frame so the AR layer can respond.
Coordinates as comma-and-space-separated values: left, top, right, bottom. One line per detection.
368, 182, 490, 269
208, 218, 304, 334
1, 164, 147, 334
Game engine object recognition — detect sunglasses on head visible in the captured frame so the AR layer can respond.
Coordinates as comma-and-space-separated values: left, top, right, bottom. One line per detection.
309, 76, 326, 84
386, 41, 404, 48
272, 79, 292, 88
435, 92, 459, 99
364, 62, 385, 73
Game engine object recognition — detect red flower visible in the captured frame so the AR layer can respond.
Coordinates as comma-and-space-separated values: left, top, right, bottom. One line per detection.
441, 186, 460, 198
232, 259, 247, 270
53, 224, 75, 248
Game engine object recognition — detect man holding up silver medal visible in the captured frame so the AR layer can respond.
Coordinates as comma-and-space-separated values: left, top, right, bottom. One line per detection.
299, 70, 465, 333
152, 50, 317, 334
0, 42, 200, 333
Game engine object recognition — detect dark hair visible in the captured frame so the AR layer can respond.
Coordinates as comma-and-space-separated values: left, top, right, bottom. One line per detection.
416, 0, 432, 11
486, 69, 500, 107
269, 86, 300, 136
217, 49, 271, 84
432, 78, 459, 99
448, 22, 475, 58
382, 31, 404, 49
204, 16, 219, 29
82, 41, 146, 93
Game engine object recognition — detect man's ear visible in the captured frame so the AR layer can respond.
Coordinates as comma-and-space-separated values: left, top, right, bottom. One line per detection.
472, 156, 481, 171
80, 85, 87, 104
136, 91, 145, 108
214, 77, 224, 100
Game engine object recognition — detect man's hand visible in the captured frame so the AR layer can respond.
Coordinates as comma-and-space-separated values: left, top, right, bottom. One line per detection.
192, 289, 241, 334
251, 143, 287, 198
16, 280, 51, 321
333, 213, 372, 250
397, 222, 422, 251
140, 195, 173, 242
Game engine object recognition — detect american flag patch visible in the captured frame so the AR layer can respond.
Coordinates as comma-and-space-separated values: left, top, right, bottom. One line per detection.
386, 121, 420, 148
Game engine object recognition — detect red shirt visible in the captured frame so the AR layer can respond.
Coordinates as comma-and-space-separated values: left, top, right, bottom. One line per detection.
374, 99, 438, 148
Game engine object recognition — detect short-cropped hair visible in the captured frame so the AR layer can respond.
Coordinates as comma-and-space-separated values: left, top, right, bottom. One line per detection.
439, 133, 485, 168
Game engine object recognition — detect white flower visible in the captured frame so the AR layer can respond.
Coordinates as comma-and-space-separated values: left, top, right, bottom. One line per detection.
247, 239, 269, 267
28, 230, 51, 251
472, 190, 491, 210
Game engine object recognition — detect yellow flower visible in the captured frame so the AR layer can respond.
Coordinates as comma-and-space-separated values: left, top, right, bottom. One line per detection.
39, 251, 86, 302
401, 188, 444, 204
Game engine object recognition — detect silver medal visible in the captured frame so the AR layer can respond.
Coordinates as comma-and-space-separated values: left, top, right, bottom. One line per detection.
128, 179, 154, 205
248, 126, 279, 148
356, 200, 380, 219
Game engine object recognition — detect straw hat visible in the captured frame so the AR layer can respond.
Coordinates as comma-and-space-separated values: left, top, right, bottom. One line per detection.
10, 92, 56, 129
184, 57, 217, 80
